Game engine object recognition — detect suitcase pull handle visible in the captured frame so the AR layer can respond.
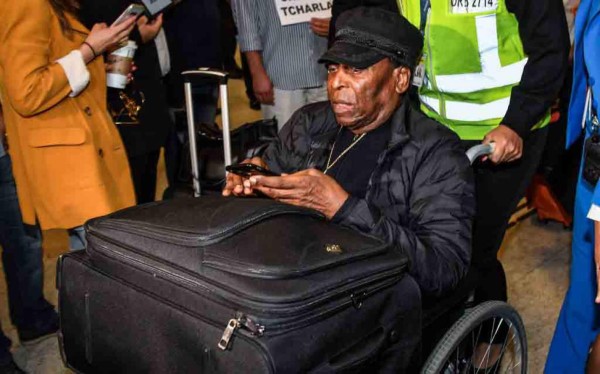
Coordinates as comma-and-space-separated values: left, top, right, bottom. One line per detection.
182, 68, 233, 196
182, 68, 229, 85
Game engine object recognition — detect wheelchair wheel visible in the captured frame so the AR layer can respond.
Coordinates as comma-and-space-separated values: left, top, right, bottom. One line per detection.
421, 301, 527, 374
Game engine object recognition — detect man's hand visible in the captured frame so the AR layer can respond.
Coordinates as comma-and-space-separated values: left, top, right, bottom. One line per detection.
137, 14, 163, 44
248, 169, 349, 219
310, 17, 330, 37
222, 157, 269, 196
252, 70, 274, 105
483, 125, 523, 164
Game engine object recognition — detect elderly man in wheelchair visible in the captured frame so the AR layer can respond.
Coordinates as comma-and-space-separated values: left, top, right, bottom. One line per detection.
223, 7, 527, 373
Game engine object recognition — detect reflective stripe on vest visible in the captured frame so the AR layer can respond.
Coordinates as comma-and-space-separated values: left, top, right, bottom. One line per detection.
421, 95, 510, 121
431, 13, 527, 94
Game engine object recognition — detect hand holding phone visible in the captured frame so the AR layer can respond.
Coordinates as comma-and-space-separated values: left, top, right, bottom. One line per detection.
225, 163, 280, 178
80, 17, 137, 63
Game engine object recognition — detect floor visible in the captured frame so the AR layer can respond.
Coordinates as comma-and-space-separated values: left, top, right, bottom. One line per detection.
0, 76, 573, 373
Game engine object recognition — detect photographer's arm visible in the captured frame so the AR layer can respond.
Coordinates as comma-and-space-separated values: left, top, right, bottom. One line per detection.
0, 0, 136, 115
137, 14, 164, 44
59, 19, 136, 97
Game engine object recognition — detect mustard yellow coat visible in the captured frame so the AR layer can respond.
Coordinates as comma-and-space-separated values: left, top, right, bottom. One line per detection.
0, 0, 135, 229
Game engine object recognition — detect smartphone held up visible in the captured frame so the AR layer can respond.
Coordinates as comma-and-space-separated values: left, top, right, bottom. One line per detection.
111, 4, 146, 27
225, 163, 280, 178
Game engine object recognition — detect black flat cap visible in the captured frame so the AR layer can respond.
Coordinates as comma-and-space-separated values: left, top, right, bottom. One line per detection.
319, 7, 424, 69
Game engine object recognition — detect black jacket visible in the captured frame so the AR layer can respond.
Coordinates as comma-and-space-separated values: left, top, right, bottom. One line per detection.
263, 101, 475, 296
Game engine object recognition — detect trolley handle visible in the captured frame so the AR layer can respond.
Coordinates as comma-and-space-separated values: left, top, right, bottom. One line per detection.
465, 143, 495, 165
182, 68, 229, 85
182, 68, 232, 197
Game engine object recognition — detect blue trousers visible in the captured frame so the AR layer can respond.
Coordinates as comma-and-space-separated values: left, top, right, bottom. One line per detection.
546, 135, 599, 373
0, 154, 56, 363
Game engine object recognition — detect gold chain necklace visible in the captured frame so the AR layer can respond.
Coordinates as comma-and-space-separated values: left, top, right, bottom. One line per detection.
324, 127, 367, 174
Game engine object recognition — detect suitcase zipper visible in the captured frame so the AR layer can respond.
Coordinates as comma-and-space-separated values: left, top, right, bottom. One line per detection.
218, 314, 265, 350
89, 234, 404, 349
61, 254, 275, 373
89, 231, 404, 312
217, 274, 401, 350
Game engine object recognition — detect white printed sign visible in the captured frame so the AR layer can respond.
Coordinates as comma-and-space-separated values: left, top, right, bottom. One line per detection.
275, 0, 332, 26
450, 0, 498, 14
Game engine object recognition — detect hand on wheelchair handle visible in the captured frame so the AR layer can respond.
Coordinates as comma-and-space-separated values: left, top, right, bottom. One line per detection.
482, 125, 523, 164
466, 142, 495, 165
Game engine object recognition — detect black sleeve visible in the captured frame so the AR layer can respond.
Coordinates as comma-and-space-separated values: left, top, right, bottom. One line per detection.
332, 136, 475, 296
262, 103, 338, 173
502, 0, 570, 138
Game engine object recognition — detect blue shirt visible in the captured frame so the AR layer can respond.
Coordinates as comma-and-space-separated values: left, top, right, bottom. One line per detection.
0, 140, 5, 158
231, 0, 328, 91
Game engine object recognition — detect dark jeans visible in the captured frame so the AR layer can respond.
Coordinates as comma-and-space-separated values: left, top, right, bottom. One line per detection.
0, 154, 56, 363
128, 149, 161, 204
463, 127, 548, 304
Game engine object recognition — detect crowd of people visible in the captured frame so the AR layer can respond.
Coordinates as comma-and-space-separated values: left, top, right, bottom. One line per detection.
0, 0, 598, 372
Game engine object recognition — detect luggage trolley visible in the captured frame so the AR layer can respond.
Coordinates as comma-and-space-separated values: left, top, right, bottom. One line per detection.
182, 69, 277, 197
182, 69, 233, 197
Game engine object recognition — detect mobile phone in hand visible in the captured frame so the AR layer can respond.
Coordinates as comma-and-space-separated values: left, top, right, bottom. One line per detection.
225, 163, 280, 177
112, 4, 146, 27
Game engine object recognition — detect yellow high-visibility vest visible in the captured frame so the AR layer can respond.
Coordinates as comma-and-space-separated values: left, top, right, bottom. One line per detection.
398, 0, 550, 139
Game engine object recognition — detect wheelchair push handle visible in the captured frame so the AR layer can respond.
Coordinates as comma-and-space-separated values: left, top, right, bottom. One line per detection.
465, 142, 495, 165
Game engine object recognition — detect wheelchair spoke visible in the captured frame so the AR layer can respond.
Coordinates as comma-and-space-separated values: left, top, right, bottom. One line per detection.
502, 325, 523, 373
422, 302, 526, 374
454, 344, 459, 373
478, 317, 498, 370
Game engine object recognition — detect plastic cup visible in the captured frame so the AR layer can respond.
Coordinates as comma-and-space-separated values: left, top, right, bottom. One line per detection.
106, 40, 137, 89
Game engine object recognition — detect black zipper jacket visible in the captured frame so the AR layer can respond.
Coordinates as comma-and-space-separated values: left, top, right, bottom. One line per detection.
263, 101, 475, 296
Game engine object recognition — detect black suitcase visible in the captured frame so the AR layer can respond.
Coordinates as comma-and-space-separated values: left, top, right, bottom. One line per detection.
58, 197, 421, 373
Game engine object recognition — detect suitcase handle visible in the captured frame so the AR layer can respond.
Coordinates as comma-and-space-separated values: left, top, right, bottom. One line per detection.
182, 68, 229, 85
182, 69, 232, 196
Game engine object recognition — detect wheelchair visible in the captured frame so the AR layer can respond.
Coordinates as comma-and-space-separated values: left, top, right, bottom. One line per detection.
419, 271, 527, 373
419, 144, 527, 374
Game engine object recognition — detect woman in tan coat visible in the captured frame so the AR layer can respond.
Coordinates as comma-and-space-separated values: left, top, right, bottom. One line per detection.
0, 0, 137, 246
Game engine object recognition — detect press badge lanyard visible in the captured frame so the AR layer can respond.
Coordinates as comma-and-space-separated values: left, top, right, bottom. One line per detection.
420, 0, 431, 34
412, 0, 430, 87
